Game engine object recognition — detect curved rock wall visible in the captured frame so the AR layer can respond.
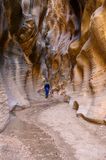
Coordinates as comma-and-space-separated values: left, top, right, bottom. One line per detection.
40, 0, 106, 124
0, 0, 106, 128
0, 74, 9, 132
74, 1, 106, 123
0, 0, 35, 131
0, 1, 9, 131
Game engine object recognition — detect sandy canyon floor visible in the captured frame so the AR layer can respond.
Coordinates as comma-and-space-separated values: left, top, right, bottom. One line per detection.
0, 95, 106, 160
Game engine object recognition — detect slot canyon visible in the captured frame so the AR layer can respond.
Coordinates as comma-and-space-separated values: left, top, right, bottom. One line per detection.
0, 0, 106, 159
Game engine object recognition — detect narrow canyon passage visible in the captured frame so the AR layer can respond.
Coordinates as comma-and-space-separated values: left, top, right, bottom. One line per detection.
0, 95, 106, 160
1, 1, 106, 160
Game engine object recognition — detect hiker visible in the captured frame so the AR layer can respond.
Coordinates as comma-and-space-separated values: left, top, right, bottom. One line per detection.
44, 82, 50, 98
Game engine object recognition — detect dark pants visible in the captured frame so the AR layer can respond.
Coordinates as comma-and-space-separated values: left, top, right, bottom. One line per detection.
45, 86, 50, 98
45, 88, 49, 98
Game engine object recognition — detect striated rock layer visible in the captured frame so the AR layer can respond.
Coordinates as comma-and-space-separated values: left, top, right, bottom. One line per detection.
0, 0, 106, 127
0, 0, 36, 131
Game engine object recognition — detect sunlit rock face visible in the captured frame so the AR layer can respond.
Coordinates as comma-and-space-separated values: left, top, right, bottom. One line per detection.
71, 0, 106, 124
0, 0, 106, 127
41, 0, 106, 124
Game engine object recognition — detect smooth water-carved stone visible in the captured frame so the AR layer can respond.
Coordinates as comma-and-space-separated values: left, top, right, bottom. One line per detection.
0, 74, 9, 132
0, 0, 106, 125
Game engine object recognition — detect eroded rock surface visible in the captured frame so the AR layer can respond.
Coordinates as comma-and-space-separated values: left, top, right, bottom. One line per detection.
38, 0, 106, 124
0, 75, 9, 132
0, 0, 106, 130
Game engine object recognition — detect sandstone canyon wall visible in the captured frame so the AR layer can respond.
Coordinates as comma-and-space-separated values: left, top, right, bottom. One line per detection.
0, 0, 106, 131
